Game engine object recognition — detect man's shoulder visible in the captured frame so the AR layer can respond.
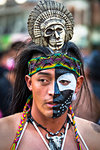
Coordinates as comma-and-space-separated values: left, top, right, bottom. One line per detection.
0, 113, 22, 133
0, 113, 22, 150
75, 116, 100, 150
75, 116, 100, 130
0, 112, 22, 122
75, 116, 100, 134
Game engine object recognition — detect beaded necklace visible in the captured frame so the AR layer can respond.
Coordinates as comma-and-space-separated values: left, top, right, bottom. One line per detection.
29, 114, 71, 136
10, 95, 83, 150
28, 114, 72, 150
30, 117, 69, 150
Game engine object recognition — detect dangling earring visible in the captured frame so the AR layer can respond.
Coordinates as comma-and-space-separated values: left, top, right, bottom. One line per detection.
72, 93, 76, 101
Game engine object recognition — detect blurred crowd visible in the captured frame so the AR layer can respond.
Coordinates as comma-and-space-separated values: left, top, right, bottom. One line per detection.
0, 35, 100, 125
74, 48, 100, 125
0, 38, 27, 117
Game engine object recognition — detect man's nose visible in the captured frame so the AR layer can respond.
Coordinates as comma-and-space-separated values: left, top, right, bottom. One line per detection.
54, 31, 60, 39
54, 82, 60, 98
48, 81, 54, 96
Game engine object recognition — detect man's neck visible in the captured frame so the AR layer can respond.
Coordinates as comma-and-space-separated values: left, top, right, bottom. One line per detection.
31, 109, 68, 133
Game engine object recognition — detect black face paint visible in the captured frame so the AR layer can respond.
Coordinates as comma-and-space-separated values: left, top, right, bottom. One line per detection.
52, 68, 76, 118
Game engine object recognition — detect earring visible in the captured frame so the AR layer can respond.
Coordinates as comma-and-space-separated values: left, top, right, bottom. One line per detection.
72, 93, 76, 101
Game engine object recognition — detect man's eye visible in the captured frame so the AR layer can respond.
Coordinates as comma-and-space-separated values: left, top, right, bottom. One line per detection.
39, 79, 47, 82
38, 78, 50, 85
59, 80, 70, 86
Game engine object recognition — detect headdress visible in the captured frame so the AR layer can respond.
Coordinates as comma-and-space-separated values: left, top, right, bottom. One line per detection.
27, 0, 74, 47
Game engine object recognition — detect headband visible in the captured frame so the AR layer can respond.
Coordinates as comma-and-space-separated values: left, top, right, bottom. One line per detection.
28, 53, 81, 76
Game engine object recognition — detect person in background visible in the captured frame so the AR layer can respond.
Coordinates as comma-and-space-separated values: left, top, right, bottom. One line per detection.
7, 41, 26, 86
83, 50, 100, 124
0, 41, 26, 117
87, 50, 100, 125
0, 50, 13, 117
74, 50, 100, 125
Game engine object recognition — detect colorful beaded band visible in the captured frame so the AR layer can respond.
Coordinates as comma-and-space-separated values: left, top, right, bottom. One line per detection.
10, 95, 31, 150
69, 105, 83, 150
28, 53, 81, 76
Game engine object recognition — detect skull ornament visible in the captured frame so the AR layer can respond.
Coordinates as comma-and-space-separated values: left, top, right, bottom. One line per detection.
27, 0, 74, 51
43, 24, 65, 51
46, 133, 64, 150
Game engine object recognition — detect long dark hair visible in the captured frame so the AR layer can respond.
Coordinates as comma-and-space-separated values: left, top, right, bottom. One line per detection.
10, 41, 91, 114
63, 42, 91, 111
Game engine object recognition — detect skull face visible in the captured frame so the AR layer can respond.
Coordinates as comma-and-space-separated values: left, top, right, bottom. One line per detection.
46, 133, 64, 150
44, 24, 65, 50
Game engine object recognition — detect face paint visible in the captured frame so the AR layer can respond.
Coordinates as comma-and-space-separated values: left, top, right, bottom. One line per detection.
57, 73, 77, 91
53, 68, 77, 118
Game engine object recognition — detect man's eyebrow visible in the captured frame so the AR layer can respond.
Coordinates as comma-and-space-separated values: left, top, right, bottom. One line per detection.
37, 72, 51, 76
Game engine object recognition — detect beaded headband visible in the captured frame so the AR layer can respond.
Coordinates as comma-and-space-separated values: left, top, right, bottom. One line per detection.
28, 53, 81, 76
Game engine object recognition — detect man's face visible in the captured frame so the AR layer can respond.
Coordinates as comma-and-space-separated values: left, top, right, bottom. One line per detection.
31, 68, 76, 118
44, 24, 65, 50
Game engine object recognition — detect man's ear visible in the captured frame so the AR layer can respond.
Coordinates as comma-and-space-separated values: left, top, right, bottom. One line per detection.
75, 75, 84, 93
25, 75, 32, 91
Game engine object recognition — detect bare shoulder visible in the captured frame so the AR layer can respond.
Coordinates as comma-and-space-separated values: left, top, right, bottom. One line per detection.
75, 116, 100, 150
0, 113, 22, 150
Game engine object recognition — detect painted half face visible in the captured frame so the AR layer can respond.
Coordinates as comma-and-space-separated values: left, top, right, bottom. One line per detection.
44, 24, 65, 50
53, 68, 77, 118
31, 68, 77, 119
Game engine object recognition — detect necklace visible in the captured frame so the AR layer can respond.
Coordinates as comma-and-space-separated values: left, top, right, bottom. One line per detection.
28, 115, 71, 150
29, 114, 70, 136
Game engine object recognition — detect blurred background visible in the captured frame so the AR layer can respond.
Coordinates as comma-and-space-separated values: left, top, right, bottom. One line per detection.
0, 0, 100, 124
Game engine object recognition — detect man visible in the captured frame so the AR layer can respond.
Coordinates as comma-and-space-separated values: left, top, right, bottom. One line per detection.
0, 1, 100, 150
0, 44, 100, 150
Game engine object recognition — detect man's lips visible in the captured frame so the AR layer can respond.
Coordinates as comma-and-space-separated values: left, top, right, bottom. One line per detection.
46, 101, 61, 108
